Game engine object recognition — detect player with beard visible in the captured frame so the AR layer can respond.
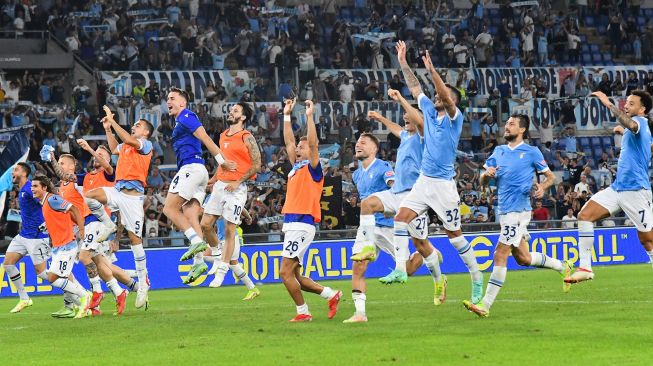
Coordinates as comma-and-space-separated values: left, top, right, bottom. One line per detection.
182, 102, 261, 285
463, 114, 573, 318
162, 87, 237, 284
390, 40, 484, 304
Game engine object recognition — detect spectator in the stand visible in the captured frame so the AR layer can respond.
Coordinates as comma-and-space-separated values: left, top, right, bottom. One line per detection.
338, 116, 353, 145
625, 71, 639, 95
469, 113, 483, 152
532, 200, 550, 228
596, 74, 613, 95
574, 174, 592, 195
645, 71, 653, 95
389, 74, 405, 92
467, 80, 479, 107
566, 28, 581, 63
474, 24, 493, 67
561, 208, 576, 228
537, 30, 548, 65
72, 79, 91, 112
607, 15, 624, 58
453, 40, 469, 67
611, 73, 625, 97
339, 78, 355, 102
481, 114, 499, 153
147, 167, 165, 189
442, 25, 456, 54
316, 115, 329, 144
261, 138, 278, 165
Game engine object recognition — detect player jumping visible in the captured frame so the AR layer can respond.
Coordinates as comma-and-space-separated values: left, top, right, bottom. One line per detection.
566, 90, 653, 283
463, 114, 573, 318
83, 106, 154, 309
280, 99, 341, 322
391, 40, 483, 303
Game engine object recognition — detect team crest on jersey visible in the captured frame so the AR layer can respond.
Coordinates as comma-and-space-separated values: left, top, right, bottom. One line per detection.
519, 153, 525, 159
224, 142, 230, 148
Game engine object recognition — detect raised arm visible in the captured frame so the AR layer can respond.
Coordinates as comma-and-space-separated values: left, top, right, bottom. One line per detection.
591, 91, 639, 133
102, 105, 144, 150
282, 98, 297, 164
305, 100, 320, 168
48, 152, 76, 182
77, 138, 114, 175
422, 50, 457, 118
395, 40, 423, 100
368, 110, 402, 138
388, 88, 424, 134
193, 125, 237, 171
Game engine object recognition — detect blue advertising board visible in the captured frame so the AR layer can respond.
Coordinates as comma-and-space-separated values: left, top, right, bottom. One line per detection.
0, 227, 648, 297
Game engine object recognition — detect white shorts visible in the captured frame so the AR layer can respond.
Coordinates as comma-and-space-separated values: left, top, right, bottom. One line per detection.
48, 241, 79, 277
217, 234, 242, 261
7, 234, 51, 265
498, 211, 532, 247
169, 163, 209, 204
352, 226, 395, 259
590, 187, 653, 232
81, 221, 105, 253
281, 222, 316, 266
103, 187, 145, 238
400, 175, 461, 231
372, 190, 429, 239
203, 181, 248, 225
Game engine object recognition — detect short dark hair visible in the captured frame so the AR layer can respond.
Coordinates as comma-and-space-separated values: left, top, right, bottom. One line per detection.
138, 118, 155, 138
236, 102, 253, 124
360, 132, 380, 150
511, 113, 530, 139
444, 84, 461, 104
32, 175, 55, 193
631, 90, 653, 114
169, 87, 190, 103
16, 162, 31, 176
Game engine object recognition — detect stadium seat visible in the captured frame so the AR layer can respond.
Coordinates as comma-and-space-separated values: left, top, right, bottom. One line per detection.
602, 52, 612, 61
592, 53, 602, 63
638, 17, 646, 27
581, 44, 589, 53
582, 53, 591, 63
591, 137, 601, 146
585, 16, 594, 26
579, 137, 590, 149
590, 44, 599, 53
602, 136, 613, 149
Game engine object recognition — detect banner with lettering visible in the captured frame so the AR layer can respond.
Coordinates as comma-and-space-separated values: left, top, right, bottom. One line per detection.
321, 175, 343, 230
0, 227, 646, 296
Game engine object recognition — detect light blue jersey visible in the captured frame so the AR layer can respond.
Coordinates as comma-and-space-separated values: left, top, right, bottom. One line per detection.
353, 159, 395, 227
485, 142, 549, 215
418, 94, 463, 179
612, 116, 652, 191
391, 130, 423, 193
172, 108, 204, 169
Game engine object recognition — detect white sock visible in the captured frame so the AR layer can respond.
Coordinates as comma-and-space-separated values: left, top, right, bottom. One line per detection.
578, 221, 594, 270
319, 286, 336, 300
193, 252, 204, 265
296, 303, 309, 315
4, 264, 28, 300
63, 291, 77, 308
212, 262, 229, 286
52, 277, 87, 297
184, 228, 203, 245
393, 221, 410, 272
423, 252, 442, 282
352, 291, 366, 315
359, 214, 376, 244
230, 264, 255, 290
37, 271, 48, 281
647, 250, 653, 263
85, 197, 115, 228
106, 278, 122, 297
89, 275, 103, 293
131, 244, 148, 285
482, 265, 507, 309
530, 252, 564, 272
450, 236, 482, 282
127, 278, 139, 292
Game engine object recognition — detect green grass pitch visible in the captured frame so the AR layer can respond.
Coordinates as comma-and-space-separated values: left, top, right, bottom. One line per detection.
1, 264, 652, 365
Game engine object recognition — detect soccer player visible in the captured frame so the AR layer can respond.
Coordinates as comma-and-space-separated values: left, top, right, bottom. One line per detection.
83, 106, 154, 309
75, 138, 129, 314
2, 163, 51, 313
161, 87, 235, 282
280, 99, 341, 322
463, 114, 573, 318
566, 90, 653, 283
192, 102, 260, 285
31, 175, 92, 319
391, 40, 483, 303
47, 149, 127, 315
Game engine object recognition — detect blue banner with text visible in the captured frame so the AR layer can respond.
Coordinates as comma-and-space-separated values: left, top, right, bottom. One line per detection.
0, 227, 647, 297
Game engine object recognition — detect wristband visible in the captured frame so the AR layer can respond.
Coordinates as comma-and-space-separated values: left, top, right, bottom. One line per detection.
215, 153, 225, 165
283, 115, 291, 122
